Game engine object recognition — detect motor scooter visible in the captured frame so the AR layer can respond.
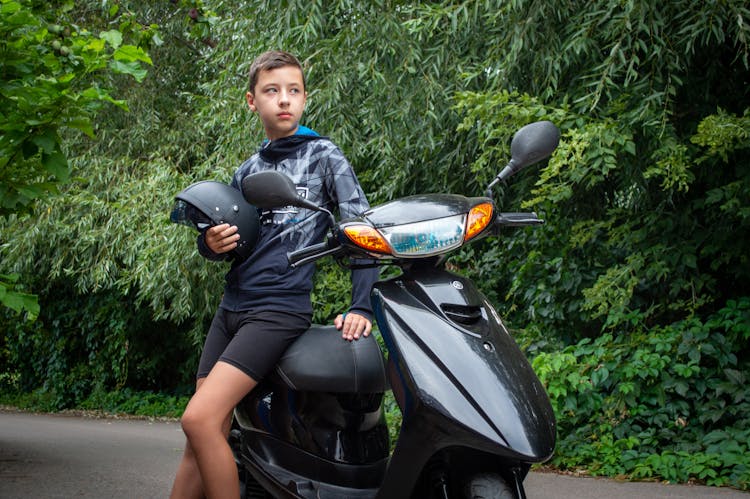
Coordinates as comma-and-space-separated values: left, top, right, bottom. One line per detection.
231, 121, 561, 499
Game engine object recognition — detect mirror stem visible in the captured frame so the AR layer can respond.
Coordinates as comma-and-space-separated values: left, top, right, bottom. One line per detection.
318, 206, 336, 230
486, 178, 499, 198
486, 159, 514, 197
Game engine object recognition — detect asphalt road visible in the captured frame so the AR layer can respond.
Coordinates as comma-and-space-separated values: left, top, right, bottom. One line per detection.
1, 409, 747, 498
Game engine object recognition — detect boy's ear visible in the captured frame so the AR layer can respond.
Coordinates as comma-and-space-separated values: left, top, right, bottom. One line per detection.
246, 91, 256, 112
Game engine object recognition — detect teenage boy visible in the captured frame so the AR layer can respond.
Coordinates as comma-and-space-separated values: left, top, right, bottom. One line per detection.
170, 50, 378, 499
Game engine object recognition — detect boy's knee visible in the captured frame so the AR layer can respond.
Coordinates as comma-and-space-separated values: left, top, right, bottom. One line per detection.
181, 403, 228, 442
180, 406, 204, 439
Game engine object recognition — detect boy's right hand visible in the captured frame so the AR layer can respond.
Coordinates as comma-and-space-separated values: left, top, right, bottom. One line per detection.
204, 223, 240, 254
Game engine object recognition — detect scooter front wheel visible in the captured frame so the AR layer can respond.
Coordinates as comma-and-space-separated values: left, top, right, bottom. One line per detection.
464, 472, 516, 499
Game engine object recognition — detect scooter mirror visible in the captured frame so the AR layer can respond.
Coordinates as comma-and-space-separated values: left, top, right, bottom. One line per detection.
496, 121, 560, 182
241, 170, 319, 212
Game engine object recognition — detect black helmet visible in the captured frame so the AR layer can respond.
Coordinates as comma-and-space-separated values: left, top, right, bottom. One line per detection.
170, 180, 260, 261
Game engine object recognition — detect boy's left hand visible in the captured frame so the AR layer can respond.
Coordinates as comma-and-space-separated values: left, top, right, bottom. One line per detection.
334, 312, 372, 341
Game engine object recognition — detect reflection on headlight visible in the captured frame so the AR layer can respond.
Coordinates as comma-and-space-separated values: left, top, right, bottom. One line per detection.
381, 214, 466, 257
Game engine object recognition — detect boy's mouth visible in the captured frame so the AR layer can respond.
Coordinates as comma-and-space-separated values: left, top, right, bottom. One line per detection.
278, 112, 293, 119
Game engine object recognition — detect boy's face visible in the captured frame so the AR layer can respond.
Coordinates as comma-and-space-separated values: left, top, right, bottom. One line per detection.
246, 65, 307, 141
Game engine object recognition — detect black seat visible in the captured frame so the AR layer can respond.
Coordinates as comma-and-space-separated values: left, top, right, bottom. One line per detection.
275, 325, 388, 393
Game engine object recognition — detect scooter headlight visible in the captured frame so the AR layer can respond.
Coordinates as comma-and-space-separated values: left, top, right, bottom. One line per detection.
381, 215, 466, 257
343, 202, 494, 258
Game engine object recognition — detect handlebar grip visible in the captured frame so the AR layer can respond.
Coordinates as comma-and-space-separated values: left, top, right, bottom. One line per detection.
288, 241, 331, 267
496, 212, 545, 227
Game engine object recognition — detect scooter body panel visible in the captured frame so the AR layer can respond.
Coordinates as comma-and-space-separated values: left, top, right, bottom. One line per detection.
233, 265, 555, 498
233, 330, 391, 497
373, 266, 556, 462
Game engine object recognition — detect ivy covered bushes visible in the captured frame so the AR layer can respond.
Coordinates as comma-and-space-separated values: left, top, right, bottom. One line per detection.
0, 285, 197, 411
532, 298, 750, 489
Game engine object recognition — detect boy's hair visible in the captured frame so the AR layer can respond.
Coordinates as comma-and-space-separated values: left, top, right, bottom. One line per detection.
247, 50, 306, 94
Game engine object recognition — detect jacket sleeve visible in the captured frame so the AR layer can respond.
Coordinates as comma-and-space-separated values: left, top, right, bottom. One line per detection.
324, 144, 379, 321
348, 263, 379, 321
196, 231, 230, 261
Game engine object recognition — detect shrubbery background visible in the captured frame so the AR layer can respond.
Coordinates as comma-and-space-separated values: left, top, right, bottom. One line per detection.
1, 0, 748, 490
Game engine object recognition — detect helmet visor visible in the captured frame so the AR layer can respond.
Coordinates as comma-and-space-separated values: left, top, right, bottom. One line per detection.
170, 200, 213, 231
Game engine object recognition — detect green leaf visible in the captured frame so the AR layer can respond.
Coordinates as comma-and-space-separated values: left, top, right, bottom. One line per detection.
41, 150, 69, 181
1, 2, 23, 15
0, 276, 39, 319
65, 116, 95, 137
81, 86, 130, 111
31, 129, 58, 154
85, 38, 106, 53
99, 29, 123, 49
673, 380, 689, 397
16, 182, 57, 200
113, 45, 153, 65
109, 60, 148, 82
151, 32, 164, 47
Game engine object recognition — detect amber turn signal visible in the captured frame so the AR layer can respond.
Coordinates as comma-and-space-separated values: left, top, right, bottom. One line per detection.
343, 225, 392, 254
465, 202, 494, 241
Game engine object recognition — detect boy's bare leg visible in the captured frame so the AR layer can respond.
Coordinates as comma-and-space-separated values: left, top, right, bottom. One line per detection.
171, 378, 205, 499
171, 377, 206, 499
178, 361, 256, 499
170, 438, 205, 499
170, 417, 235, 498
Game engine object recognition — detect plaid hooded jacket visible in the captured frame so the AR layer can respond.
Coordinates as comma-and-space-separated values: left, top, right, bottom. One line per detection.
199, 126, 378, 319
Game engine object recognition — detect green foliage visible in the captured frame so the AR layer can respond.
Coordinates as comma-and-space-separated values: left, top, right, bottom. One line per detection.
5, 0, 747, 346
0, 387, 189, 418
448, 0, 750, 337
0, 286, 197, 410
1, 0, 227, 377
0, 0, 154, 315
310, 260, 354, 323
0, 273, 38, 319
532, 298, 750, 489
199, 0, 509, 202
0, 0, 154, 216
694, 108, 750, 146
79, 387, 189, 418
1, 1, 749, 487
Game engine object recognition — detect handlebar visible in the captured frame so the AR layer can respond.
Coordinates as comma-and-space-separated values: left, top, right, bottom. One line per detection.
496, 212, 545, 227
287, 237, 342, 268
287, 212, 543, 267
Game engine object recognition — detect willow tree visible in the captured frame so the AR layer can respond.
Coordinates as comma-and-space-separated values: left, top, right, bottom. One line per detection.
0, 0, 212, 405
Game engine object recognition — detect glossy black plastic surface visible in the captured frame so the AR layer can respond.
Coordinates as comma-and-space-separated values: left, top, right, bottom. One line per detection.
374, 265, 556, 461
361, 194, 489, 227
368, 266, 555, 498
241, 428, 387, 494
509, 121, 560, 171
235, 383, 389, 465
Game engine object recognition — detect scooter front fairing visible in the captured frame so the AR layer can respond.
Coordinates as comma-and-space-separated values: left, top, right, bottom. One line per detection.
371, 264, 556, 495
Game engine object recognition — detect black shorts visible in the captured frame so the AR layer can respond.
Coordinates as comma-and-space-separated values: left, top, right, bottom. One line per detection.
196, 308, 312, 381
